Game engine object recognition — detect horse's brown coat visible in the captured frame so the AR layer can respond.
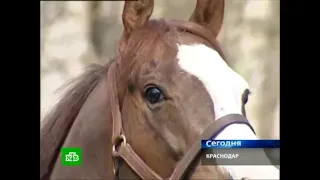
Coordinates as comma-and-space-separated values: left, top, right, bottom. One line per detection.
40, 0, 236, 179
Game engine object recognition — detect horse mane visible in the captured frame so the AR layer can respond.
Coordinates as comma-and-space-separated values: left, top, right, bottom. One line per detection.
40, 59, 114, 179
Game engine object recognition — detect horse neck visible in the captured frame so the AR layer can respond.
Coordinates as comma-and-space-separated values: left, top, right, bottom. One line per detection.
46, 76, 118, 179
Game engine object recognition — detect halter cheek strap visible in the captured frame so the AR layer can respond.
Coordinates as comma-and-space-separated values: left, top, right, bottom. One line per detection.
107, 62, 255, 180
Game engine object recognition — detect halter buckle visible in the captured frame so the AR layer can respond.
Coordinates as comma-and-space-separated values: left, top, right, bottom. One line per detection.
112, 134, 127, 157
112, 135, 126, 179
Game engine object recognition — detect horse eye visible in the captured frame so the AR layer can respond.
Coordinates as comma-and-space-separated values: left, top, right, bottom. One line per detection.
144, 86, 165, 104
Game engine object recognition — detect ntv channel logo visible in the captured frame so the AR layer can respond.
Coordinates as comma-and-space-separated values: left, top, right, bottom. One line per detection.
61, 147, 82, 166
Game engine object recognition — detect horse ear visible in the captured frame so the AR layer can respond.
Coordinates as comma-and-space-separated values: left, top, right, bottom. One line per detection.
119, 0, 154, 52
122, 0, 154, 38
189, 0, 225, 38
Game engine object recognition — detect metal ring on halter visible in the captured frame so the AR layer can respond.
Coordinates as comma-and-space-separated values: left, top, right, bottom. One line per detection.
112, 134, 127, 156
112, 135, 126, 178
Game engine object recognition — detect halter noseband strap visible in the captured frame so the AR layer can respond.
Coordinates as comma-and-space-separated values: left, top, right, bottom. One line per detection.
107, 62, 255, 180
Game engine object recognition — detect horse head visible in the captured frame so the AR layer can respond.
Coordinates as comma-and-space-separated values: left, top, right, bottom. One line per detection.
40, 1, 279, 179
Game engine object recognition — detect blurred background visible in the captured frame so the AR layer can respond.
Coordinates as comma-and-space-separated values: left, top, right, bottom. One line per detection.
40, 0, 279, 140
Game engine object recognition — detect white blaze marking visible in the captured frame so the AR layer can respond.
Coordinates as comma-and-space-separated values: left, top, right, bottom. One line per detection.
177, 44, 279, 179
177, 44, 248, 120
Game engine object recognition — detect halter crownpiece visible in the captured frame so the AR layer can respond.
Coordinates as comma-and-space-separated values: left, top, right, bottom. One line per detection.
106, 62, 255, 180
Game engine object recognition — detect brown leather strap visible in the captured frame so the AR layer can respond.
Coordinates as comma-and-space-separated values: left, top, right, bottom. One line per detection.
117, 144, 162, 179
169, 114, 254, 180
114, 114, 253, 180
107, 62, 162, 179
107, 62, 123, 145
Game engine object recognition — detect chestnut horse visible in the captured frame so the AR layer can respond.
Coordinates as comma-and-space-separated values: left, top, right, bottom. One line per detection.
40, 0, 279, 179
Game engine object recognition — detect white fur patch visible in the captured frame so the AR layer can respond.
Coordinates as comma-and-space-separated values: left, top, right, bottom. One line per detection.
177, 44, 279, 179
177, 44, 249, 120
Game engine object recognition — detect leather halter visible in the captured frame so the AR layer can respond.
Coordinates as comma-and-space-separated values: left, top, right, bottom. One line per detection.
107, 62, 255, 180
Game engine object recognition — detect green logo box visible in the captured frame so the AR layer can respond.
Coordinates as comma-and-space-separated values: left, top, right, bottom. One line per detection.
61, 147, 82, 166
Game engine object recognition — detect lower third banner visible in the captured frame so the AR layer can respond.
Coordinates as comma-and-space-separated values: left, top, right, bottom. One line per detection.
201, 148, 279, 166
